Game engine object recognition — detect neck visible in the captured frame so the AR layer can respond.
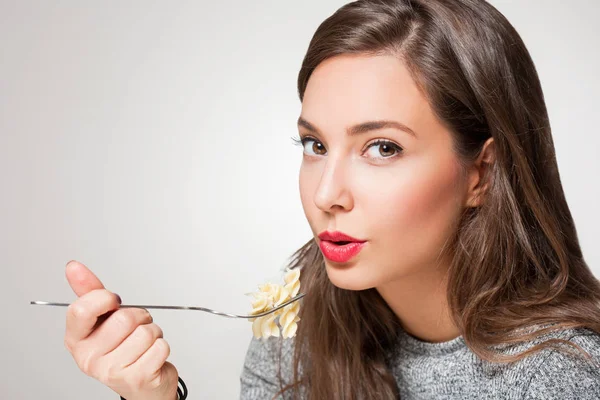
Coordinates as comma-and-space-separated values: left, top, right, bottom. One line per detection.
376, 261, 460, 343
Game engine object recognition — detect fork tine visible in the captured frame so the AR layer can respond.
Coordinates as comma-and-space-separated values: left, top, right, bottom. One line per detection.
240, 293, 306, 319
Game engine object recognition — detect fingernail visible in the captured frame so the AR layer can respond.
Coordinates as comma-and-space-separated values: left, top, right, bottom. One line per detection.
65, 260, 77, 267
115, 294, 122, 304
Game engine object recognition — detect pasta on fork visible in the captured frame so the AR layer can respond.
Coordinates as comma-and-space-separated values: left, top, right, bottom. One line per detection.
247, 267, 301, 339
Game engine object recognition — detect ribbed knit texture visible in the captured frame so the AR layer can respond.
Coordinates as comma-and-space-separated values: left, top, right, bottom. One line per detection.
239, 327, 600, 399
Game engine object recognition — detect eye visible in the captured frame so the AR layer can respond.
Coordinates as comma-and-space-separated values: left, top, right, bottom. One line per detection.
364, 140, 403, 160
292, 135, 327, 156
291, 136, 402, 160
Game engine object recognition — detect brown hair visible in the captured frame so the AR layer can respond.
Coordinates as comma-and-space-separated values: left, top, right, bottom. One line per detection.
274, 0, 600, 398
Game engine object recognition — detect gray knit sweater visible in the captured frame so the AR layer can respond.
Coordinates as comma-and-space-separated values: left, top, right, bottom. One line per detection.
239, 326, 600, 399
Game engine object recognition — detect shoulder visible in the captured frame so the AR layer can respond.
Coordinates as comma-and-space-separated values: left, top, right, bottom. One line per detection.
242, 333, 296, 369
239, 335, 296, 400
521, 327, 600, 400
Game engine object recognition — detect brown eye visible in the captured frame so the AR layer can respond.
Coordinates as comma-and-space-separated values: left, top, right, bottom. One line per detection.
299, 137, 327, 156
312, 141, 326, 155
379, 143, 396, 157
365, 140, 403, 159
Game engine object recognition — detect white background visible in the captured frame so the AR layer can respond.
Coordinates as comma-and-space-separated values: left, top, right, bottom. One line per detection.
1, 1, 598, 398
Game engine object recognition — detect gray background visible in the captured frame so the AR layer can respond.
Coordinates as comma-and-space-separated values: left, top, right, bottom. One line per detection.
1, 1, 598, 399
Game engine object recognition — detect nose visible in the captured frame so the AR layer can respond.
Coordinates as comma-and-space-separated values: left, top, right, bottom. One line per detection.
313, 155, 354, 213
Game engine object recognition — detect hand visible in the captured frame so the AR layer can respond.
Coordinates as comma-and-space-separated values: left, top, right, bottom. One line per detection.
63, 260, 179, 400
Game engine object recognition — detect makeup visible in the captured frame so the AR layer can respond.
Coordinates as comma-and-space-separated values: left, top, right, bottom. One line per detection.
318, 231, 367, 263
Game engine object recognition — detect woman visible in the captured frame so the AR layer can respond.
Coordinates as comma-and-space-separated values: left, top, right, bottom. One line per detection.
63, 0, 600, 399
240, 0, 600, 399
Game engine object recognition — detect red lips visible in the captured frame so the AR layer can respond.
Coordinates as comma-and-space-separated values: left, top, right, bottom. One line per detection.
317, 231, 367, 263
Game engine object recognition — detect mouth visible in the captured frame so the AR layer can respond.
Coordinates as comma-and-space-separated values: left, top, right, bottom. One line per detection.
317, 231, 367, 263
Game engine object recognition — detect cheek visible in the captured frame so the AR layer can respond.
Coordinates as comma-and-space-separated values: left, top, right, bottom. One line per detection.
367, 157, 464, 263
299, 163, 318, 225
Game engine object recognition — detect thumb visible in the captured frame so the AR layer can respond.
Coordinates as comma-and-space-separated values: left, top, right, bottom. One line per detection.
65, 260, 105, 297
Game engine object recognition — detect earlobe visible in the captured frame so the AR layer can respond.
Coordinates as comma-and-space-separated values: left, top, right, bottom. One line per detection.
465, 138, 496, 208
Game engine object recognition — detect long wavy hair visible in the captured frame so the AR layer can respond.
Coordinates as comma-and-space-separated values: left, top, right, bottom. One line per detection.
272, 0, 600, 399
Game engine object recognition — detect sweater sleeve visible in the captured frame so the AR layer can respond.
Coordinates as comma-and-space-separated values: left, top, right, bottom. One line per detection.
239, 335, 293, 400
522, 332, 600, 400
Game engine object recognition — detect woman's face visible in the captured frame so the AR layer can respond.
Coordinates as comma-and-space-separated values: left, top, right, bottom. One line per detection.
298, 54, 469, 290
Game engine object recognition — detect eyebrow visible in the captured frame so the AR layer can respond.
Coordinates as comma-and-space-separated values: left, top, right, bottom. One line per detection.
297, 116, 417, 138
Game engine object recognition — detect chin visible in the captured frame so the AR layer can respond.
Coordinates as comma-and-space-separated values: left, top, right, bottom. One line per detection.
324, 260, 378, 291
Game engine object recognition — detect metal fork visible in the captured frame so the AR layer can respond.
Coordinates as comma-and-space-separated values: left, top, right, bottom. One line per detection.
30, 292, 306, 319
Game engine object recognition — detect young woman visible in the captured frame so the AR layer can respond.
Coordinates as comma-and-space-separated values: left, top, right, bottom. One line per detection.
63, 0, 600, 399
240, 0, 600, 399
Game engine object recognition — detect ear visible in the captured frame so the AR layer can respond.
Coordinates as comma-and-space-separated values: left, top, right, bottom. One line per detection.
465, 137, 495, 208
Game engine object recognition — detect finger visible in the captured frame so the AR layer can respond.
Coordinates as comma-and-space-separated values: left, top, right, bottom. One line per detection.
91, 309, 117, 331
65, 260, 105, 297
126, 338, 171, 381
65, 289, 121, 344
83, 307, 153, 356
103, 323, 164, 369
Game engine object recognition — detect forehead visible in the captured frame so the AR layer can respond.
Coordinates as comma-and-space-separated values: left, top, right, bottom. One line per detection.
301, 54, 433, 134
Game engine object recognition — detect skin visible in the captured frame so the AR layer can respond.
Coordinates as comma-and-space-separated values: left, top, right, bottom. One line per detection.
298, 54, 495, 343
63, 261, 179, 400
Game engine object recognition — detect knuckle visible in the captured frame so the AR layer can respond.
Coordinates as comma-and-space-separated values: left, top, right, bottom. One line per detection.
77, 350, 98, 376
155, 324, 164, 338
99, 362, 122, 386
114, 309, 136, 330
140, 308, 153, 322
68, 302, 90, 320
156, 338, 171, 357
136, 324, 155, 342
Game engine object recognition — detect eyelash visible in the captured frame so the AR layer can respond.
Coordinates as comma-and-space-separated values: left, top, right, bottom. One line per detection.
290, 135, 404, 160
